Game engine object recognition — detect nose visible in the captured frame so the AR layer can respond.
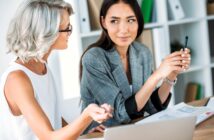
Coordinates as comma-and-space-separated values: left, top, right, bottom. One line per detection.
119, 21, 128, 34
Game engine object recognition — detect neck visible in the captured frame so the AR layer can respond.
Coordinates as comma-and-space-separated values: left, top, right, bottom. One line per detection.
115, 45, 129, 59
43, 49, 52, 62
16, 59, 47, 75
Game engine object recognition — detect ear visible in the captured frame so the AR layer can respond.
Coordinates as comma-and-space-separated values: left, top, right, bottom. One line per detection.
101, 16, 107, 29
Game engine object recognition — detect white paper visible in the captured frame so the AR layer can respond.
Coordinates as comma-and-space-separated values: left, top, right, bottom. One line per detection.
207, 97, 214, 109
136, 102, 214, 125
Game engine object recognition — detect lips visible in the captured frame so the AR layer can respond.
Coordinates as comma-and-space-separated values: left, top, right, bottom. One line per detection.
118, 36, 130, 41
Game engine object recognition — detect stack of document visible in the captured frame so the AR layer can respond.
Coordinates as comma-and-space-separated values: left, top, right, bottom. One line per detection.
136, 97, 214, 125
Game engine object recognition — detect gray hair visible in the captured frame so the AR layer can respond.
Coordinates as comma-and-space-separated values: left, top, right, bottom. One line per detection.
6, 0, 73, 63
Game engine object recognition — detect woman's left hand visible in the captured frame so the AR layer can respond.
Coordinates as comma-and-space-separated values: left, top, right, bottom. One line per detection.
173, 48, 191, 75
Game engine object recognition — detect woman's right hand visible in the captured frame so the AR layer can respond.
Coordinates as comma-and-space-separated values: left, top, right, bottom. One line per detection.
88, 124, 106, 133
83, 103, 113, 124
155, 49, 191, 79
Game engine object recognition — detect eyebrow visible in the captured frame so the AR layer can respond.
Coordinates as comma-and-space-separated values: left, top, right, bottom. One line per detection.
110, 15, 136, 19
111, 16, 120, 19
127, 16, 136, 19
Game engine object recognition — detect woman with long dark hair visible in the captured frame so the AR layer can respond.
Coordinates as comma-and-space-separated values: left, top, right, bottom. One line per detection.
80, 0, 191, 133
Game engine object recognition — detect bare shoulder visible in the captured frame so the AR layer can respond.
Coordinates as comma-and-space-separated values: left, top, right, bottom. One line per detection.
5, 70, 34, 99
5, 70, 31, 88
4, 70, 34, 115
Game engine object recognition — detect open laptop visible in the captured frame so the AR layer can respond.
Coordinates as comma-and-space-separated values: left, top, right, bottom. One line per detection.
104, 116, 196, 140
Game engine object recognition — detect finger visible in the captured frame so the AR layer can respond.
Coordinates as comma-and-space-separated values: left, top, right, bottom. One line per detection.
184, 48, 190, 53
169, 60, 188, 67
168, 56, 183, 62
94, 106, 106, 114
96, 126, 105, 132
107, 113, 113, 118
183, 64, 190, 70
173, 67, 183, 73
100, 104, 112, 113
99, 124, 106, 129
94, 113, 109, 123
164, 55, 188, 63
165, 51, 183, 59
88, 128, 96, 134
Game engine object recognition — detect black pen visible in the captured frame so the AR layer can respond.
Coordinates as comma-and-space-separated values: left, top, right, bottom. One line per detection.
184, 36, 188, 51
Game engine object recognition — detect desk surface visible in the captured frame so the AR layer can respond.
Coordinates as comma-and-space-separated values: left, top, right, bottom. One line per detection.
190, 98, 214, 140
79, 98, 214, 140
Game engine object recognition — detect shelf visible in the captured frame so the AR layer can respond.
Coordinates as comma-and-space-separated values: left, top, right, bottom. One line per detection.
207, 15, 214, 21
211, 57, 214, 64
81, 30, 101, 38
183, 65, 208, 74
210, 64, 214, 68
144, 22, 164, 29
210, 57, 214, 68
168, 17, 204, 26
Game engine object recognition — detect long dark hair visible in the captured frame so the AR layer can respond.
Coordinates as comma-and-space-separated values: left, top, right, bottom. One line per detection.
80, 0, 144, 80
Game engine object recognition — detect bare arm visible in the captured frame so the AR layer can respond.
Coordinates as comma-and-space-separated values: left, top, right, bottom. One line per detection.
135, 49, 191, 111
4, 71, 112, 140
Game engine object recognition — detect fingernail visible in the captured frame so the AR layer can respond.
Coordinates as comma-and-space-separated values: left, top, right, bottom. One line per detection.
182, 60, 186, 63
181, 54, 185, 57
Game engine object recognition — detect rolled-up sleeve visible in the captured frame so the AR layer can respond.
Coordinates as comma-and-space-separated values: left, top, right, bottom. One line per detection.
151, 88, 171, 111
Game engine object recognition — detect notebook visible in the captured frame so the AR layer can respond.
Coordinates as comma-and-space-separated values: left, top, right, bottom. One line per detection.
104, 116, 196, 140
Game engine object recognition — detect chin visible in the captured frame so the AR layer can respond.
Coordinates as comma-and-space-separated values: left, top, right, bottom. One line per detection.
118, 42, 132, 47
62, 46, 68, 50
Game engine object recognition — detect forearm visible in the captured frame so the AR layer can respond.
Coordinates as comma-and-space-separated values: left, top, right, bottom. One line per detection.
135, 71, 162, 111
51, 112, 92, 140
158, 73, 177, 103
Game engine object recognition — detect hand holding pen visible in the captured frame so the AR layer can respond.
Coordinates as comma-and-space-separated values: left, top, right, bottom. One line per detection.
181, 36, 191, 71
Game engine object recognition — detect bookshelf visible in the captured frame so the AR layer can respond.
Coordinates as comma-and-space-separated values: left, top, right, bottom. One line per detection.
76, 0, 214, 105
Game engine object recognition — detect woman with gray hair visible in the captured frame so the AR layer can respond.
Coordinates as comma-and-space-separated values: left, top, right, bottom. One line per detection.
0, 0, 112, 139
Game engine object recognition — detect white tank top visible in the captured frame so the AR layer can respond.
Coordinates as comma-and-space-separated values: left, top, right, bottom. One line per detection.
0, 61, 62, 140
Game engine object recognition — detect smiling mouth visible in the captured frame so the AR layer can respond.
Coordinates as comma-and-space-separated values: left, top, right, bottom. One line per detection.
118, 36, 130, 41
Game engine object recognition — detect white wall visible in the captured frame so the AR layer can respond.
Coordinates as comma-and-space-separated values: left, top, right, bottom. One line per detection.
0, 0, 22, 75
0, 0, 82, 101
48, 0, 82, 100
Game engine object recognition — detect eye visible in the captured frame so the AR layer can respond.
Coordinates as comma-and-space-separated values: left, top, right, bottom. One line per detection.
110, 20, 118, 24
128, 19, 136, 23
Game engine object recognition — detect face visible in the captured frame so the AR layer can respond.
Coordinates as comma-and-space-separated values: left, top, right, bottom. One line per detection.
102, 2, 138, 49
52, 9, 71, 50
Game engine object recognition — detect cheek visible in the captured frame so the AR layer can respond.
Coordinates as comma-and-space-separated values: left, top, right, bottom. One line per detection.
106, 27, 118, 38
52, 35, 67, 49
108, 31, 117, 42
130, 26, 138, 37
57, 35, 67, 43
